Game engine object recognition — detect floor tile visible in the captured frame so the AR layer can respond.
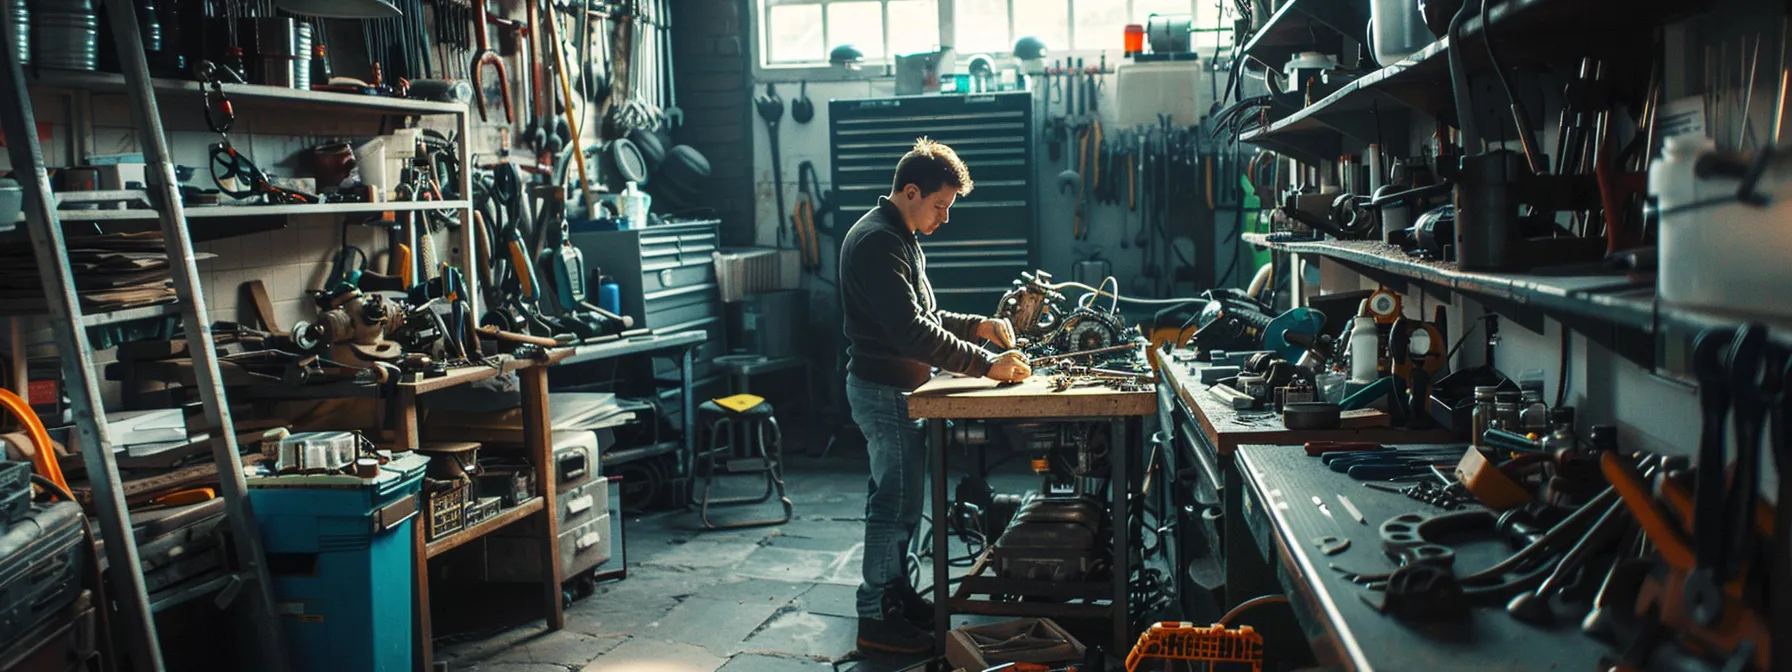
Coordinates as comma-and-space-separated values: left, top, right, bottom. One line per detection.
730, 545, 843, 583
739, 610, 859, 660
694, 579, 814, 607
797, 582, 860, 620
580, 638, 726, 672
716, 653, 834, 671
655, 596, 790, 657
483, 630, 627, 667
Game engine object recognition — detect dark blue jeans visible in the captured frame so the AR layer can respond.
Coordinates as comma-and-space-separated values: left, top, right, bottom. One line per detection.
846, 374, 926, 619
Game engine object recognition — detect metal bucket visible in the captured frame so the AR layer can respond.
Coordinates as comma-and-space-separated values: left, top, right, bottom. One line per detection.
31, 0, 96, 71
7, 0, 28, 67
291, 22, 312, 90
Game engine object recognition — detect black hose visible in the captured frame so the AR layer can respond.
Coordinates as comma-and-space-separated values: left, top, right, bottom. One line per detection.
1446, 0, 1483, 151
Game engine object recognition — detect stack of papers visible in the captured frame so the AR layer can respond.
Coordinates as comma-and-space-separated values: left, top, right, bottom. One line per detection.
107, 409, 210, 458
549, 393, 636, 430
0, 231, 193, 312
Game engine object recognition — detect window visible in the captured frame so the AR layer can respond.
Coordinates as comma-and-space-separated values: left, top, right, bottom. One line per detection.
759, 0, 1231, 67
762, 0, 939, 65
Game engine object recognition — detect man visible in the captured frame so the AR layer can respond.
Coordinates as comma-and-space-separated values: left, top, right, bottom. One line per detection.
840, 137, 1032, 654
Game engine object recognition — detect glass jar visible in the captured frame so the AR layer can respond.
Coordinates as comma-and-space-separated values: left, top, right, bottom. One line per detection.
1494, 390, 1523, 433
1519, 387, 1550, 434
1470, 385, 1499, 447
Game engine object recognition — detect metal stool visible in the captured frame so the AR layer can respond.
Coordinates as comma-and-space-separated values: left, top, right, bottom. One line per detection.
692, 393, 792, 529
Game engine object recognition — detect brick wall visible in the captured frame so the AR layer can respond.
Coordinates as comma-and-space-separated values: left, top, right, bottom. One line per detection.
671, 0, 756, 247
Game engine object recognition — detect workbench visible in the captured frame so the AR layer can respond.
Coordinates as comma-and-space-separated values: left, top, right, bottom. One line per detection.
907, 373, 1156, 656
1155, 356, 1455, 614
1234, 444, 1609, 671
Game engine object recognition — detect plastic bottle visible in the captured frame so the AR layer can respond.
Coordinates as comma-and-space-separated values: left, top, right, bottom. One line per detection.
1348, 300, 1380, 383
597, 275, 621, 315
621, 181, 651, 229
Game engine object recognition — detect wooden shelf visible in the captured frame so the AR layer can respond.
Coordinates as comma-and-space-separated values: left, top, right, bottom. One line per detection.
401, 356, 540, 395
1240, 0, 1710, 163
425, 497, 543, 559
31, 69, 468, 116
56, 200, 472, 223
82, 303, 179, 327
1245, 233, 1792, 360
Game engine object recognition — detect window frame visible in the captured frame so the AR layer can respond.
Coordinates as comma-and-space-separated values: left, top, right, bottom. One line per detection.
751, 0, 1234, 81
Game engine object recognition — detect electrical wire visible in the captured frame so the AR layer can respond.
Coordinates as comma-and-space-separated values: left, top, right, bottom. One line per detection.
1219, 594, 1289, 625
1053, 280, 1198, 305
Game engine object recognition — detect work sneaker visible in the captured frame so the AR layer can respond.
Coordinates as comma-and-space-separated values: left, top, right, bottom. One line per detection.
890, 584, 936, 631
856, 609, 934, 654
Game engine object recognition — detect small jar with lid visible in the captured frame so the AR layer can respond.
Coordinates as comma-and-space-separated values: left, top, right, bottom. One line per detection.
1518, 387, 1550, 434
1494, 389, 1523, 433
1470, 385, 1499, 446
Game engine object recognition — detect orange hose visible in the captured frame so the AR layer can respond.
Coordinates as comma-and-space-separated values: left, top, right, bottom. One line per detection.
0, 388, 67, 491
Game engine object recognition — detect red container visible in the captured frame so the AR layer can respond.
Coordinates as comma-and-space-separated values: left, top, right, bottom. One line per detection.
1124, 24, 1145, 55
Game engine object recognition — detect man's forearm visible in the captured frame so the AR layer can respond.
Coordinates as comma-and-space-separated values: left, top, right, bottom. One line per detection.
935, 309, 983, 341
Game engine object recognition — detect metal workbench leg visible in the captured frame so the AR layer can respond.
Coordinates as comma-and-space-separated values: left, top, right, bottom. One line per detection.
1112, 417, 1132, 655
929, 418, 950, 656
681, 345, 696, 489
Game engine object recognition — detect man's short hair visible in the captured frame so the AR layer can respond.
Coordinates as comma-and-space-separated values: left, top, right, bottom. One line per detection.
891, 137, 974, 197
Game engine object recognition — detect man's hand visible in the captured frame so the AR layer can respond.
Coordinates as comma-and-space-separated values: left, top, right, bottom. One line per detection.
988, 350, 1032, 383
976, 317, 1017, 349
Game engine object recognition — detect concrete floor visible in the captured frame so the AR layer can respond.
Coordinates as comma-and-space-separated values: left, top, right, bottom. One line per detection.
436, 449, 1031, 672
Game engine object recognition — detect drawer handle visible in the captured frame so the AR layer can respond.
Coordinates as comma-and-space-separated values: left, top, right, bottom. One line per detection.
568, 495, 594, 515
576, 532, 602, 551
659, 268, 675, 287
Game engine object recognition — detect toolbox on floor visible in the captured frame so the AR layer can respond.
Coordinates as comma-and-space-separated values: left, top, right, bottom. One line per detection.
0, 461, 31, 527
247, 452, 427, 672
944, 618, 1085, 672
0, 500, 86, 649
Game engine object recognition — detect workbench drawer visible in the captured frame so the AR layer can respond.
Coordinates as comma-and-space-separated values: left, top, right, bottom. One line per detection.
1178, 417, 1225, 559
643, 284, 721, 330
484, 513, 611, 582
561, 515, 612, 577
558, 478, 608, 529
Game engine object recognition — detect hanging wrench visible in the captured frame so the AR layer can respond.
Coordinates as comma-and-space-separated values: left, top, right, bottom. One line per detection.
470, 0, 513, 123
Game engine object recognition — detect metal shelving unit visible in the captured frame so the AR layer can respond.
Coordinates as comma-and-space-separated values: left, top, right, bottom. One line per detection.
55, 199, 475, 223
1240, 0, 1370, 72
1240, 0, 1710, 163
1244, 233, 1792, 365
31, 69, 467, 116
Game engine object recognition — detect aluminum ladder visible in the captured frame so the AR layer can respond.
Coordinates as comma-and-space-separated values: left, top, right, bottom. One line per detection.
0, 5, 290, 671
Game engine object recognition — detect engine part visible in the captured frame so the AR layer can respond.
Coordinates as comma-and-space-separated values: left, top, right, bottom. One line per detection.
293, 286, 404, 367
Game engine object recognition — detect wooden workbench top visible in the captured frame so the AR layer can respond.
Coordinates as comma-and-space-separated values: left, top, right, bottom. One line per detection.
906, 372, 1156, 420
1160, 357, 1456, 456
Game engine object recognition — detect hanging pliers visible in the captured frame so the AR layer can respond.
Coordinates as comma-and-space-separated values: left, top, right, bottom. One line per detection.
471, 0, 513, 123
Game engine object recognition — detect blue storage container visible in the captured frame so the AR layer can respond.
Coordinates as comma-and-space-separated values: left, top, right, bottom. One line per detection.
248, 453, 428, 672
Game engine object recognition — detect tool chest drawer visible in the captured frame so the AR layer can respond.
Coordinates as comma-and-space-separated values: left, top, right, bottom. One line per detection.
570, 220, 722, 329
830, 94, 1033, 314
558, 477, 609, 530
639, 256, 717, 295
643, 284, 722, 332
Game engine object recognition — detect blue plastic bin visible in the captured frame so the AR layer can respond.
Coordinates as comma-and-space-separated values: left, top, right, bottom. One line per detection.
248, 453, 428, 672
